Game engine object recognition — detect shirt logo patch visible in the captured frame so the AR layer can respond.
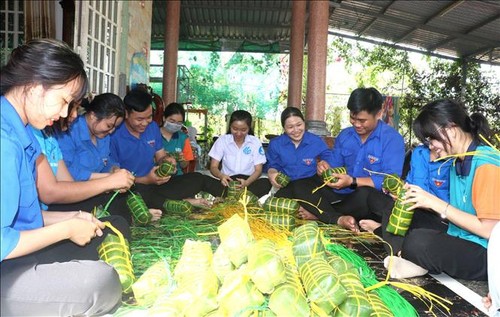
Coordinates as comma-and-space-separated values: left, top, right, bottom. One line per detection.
368, 155, 379, 164
147, 140, 155, 147
243, 146, 251, 155
258, 146, 264, 155
303, 158, 314, 166
433, 178, 446, 187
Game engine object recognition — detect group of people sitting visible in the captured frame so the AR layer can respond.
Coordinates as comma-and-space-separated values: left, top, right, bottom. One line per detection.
2, 39, 498, 316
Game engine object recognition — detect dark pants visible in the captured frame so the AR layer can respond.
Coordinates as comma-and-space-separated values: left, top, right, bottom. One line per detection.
49, 172, 223, 224
403, 228, 487, 280
370, 189, 487, 280
291, 175, 390, 224
0, 215, 128, 316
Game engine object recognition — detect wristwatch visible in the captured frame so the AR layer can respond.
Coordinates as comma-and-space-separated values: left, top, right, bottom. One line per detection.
349, 176, 358, 189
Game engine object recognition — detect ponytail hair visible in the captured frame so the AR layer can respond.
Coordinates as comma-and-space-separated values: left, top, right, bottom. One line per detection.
469, 112, 493, 143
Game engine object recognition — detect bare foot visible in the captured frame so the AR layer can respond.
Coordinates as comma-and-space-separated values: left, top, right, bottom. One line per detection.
149, 208, 162, 221
384, 256, 428, 279
482, 293, 492, 311
338, 215, 360, 232
184, 197, 211, 208
359, 219, 381, 233
297, 207, 318, 220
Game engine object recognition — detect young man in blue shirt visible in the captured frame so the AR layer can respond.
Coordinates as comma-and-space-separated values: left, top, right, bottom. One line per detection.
293, 87, 406, 231
110, 89, 221, 208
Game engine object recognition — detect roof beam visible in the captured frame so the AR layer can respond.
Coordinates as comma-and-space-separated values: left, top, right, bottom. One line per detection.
358, 0, 396, 36
427, 13, 500, 51
463, 46, 500, 61
328, 30, 500, 66
395, 1, 464, 43
337, 1, 500, 47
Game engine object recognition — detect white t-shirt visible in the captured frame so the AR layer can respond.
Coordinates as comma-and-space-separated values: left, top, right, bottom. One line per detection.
209, 134, 266, 176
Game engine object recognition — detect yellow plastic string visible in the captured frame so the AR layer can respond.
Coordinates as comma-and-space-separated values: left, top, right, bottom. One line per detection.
320, 226, 452, 316
238, 186, 249, 222
363, 169, 405, 189
358, 234, 453, 316
312, 167, 347, 193
104, 221, 126, 245
295, 197, 326, 214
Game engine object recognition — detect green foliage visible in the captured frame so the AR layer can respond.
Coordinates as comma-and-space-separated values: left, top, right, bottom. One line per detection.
327, 37, 500, 142
406, 59, 499, 132
184, 52, 282, 125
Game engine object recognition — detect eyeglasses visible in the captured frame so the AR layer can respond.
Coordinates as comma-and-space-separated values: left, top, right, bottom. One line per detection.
423, 126, 446, 146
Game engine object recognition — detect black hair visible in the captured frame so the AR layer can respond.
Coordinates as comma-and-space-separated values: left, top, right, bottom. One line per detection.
227, 110, 254, 135
164, 102, 186, 121
280, 107, 304, 127
347, 87, 383, 115
123, 89, 153, 113
413, 99, 493, 147
82, 93, 125, 121
1, 38, 88, 100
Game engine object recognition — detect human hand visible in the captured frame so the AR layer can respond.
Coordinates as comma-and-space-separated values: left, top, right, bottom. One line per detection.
150, 166, 171, 185
219, 174, 233, 187
402, 184, 439, 211
67, 217, 102, 246
109, 168, 135, 191
337, 215, 360, 232
235, 178, 248, 188
162, 155, 177, 165
325, 173, 352, 189
268, 171, 281, 188
316, 160, 331, 175
74, 210, 105, 236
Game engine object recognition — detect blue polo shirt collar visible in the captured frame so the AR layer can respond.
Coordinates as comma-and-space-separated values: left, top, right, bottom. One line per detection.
284, 131, 313, 147
74, 115, 92, 142
1, 97, 40, 161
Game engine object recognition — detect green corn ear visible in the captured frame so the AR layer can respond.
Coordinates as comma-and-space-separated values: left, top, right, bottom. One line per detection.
126, 192, 152, 225
163, 199, 193, 215
155, 161, 176, 177
275, 172, 291, 187
322, 166, 347, 183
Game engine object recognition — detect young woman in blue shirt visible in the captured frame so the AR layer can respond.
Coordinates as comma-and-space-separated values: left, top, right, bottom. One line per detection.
1, 39, 123, 316
53, 93, 161, 223
266, 107, 333, 197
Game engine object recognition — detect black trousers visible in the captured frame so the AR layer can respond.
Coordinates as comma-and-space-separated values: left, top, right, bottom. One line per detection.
370, 188, 487, 280
49, 172, 222, 224
290, 175, 391, 224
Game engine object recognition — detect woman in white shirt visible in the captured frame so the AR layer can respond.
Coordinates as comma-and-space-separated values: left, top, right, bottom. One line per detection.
209, 110, 271, 197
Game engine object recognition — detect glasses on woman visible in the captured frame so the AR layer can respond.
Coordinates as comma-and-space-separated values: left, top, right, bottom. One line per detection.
423, 126, 446, 146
